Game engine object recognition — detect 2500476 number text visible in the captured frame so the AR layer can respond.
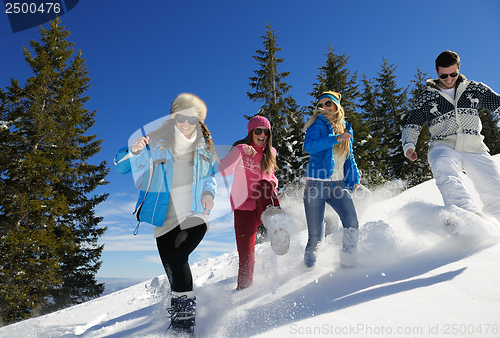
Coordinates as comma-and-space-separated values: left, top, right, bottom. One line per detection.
5, 2, 61, 14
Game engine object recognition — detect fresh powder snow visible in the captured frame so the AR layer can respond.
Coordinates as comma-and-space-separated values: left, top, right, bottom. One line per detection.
1, 156, 500, 338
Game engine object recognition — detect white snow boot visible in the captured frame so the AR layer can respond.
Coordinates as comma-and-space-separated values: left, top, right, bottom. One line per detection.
261, 206, 290, 256
340, 228, 358, 268
340, 251, 357, 268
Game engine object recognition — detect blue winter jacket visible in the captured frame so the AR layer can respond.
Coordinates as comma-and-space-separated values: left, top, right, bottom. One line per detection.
114, 140, 217, 227
304, 114, 361, 191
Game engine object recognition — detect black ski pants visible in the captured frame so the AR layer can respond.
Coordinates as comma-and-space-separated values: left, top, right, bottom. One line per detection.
156, 220, 206, 293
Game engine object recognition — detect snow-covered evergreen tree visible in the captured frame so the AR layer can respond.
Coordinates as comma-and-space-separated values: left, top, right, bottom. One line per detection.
0, 18, 108, 324
308, 46, 370, 182
479, 108, 500, 155
247, 24, 305, 190
359, 58, 408, 185
402, 68, 433, 186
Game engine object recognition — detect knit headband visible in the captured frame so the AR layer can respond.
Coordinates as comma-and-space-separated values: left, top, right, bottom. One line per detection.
303, 91, 343, 132
315, 91, 342, 108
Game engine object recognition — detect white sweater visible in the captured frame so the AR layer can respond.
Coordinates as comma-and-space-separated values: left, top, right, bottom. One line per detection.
402, 75, 500, 155
154, 128, 197, 238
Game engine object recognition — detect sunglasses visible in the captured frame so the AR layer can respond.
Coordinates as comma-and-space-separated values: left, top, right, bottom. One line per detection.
254, 128, 270, 136
439, 72, 459, 79
175, 114, 199, 125
317, 100, 334, 108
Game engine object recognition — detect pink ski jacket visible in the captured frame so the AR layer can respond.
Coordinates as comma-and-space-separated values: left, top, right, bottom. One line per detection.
219, 143, 278, 211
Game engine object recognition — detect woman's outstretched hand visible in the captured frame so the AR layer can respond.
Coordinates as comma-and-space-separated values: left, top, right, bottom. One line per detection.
336, 132, 352, 142
242, 144, 257, 157
131, 136, 149, 153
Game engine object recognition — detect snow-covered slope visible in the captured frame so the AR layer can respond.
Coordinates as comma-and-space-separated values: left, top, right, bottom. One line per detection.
2, 156, 500, 338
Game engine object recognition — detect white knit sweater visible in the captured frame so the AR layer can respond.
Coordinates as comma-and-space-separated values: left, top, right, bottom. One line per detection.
154, 128, 197, 238
402, 74, 500, 154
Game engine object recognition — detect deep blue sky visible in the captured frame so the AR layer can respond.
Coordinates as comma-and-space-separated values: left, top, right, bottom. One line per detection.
2, 0, 500, 282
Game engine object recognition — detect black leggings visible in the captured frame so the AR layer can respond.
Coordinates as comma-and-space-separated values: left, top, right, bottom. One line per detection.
156, 220, 207, 293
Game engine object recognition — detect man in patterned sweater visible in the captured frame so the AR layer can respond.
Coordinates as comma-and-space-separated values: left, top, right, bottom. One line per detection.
402, 50, 500, 221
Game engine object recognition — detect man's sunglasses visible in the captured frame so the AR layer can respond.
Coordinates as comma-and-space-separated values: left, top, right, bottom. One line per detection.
175, 114, 199, 125
317, 100, 334, 108
254, 128, 270, 136
439, 72, 459, 79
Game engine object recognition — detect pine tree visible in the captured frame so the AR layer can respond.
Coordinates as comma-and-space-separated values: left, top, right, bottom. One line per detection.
358, 75, 383, 185
479, 108, 500, 155
402, 68, 433, 186
276, 97, 307, 188
308, 46, 370, 180
0, 18, 108, 324
247, 24, 305, 189
359, 58, 408, 185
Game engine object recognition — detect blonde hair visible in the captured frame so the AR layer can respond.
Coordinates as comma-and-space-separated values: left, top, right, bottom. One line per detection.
304, 105, 350, 159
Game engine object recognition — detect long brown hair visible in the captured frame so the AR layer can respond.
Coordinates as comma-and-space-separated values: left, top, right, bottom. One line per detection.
147, 118, 218, 162
233, 130, 278, 174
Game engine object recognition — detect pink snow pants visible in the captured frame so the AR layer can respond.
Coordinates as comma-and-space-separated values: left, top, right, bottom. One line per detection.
428, 144, 500, 219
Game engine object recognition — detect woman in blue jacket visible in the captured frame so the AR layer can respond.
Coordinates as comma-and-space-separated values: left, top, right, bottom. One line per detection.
303, 91, 363, 269
114, 93, 217, 336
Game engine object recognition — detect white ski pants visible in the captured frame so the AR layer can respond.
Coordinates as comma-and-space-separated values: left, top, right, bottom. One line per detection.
428, 144, 500, 219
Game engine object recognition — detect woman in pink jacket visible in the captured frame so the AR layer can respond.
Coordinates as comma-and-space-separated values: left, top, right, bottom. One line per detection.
219, 116, 280, 290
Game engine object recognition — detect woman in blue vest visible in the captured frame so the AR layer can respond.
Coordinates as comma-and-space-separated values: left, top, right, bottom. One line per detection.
114, 93, 217, 336
303, 91, 364, 269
